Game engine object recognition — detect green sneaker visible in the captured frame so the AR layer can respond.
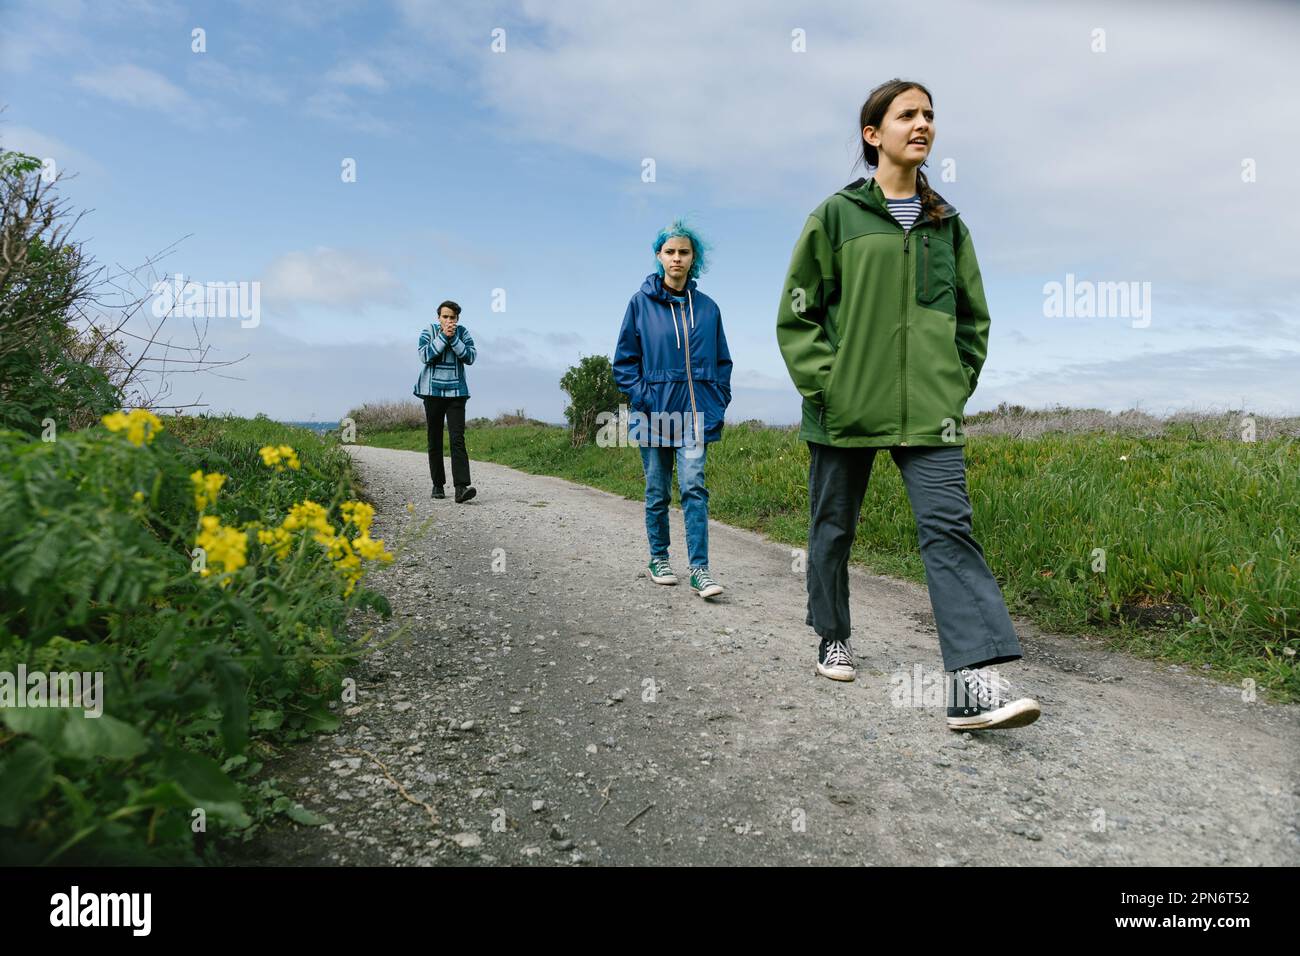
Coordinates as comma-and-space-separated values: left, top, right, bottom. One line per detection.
648, 556, 677, 585
689, 566, 723, 599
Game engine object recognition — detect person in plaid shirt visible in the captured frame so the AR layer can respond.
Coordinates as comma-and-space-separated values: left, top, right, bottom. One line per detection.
413, 300, 478, 503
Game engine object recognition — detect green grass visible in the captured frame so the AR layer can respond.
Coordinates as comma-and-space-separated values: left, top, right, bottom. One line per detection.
362, 422, 1300, 703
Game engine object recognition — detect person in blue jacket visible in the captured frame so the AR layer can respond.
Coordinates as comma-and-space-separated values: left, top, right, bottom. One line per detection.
613, 219, 733, 599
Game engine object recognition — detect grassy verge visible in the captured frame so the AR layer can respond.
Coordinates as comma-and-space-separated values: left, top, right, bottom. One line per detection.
0, 412, 396, 864
362, 421, 1299, 703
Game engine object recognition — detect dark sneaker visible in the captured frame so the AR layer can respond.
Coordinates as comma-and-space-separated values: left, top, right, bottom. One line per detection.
816, 638, 856, 682
648, 556, 678, 585
431, 484, 446, 499
947, 667, 1041, 730
454, 485, 477, 503
689, 566, 723, 599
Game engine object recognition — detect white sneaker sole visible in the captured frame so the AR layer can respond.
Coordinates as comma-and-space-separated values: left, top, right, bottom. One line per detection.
815, 662, 856, 682
693, 584, 723, 599
649, 573, 678, 585
947, 697, 1041, 730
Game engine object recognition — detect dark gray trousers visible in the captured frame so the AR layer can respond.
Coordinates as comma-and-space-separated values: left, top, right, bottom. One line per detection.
805, 441, 1023, 672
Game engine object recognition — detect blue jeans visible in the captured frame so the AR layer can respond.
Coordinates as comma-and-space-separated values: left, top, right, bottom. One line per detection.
640, 444, 709, 569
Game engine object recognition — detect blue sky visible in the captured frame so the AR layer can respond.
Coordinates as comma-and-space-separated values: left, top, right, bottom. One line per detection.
2, 0, 1297, 424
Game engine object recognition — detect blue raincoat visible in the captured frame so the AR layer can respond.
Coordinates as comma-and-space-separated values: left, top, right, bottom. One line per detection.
613, 273, 733, 447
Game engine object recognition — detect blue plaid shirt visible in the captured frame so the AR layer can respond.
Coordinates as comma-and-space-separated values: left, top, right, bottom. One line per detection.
413, 324, 476, 398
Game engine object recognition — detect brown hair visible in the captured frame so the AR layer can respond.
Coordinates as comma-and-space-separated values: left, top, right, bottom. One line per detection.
858, 79, 944, 225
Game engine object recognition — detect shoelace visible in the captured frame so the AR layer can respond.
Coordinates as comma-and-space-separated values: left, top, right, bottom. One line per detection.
823, 640, 853, 668
958, 667, 1010, 709
691, 568, 716, 588
651, 560, 674, 575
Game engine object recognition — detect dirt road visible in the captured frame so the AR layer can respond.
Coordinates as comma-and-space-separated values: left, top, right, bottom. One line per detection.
240, 445, 1299, 866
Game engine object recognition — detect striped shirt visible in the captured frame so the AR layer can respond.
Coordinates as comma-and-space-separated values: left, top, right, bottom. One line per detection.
413, 324, 476, 398
885, 193, 923, 231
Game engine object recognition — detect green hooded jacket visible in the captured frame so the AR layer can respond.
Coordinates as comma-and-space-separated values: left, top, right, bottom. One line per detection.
776, 176, 991, 447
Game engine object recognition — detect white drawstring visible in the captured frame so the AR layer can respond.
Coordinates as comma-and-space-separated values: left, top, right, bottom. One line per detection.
666, 286, 695, 349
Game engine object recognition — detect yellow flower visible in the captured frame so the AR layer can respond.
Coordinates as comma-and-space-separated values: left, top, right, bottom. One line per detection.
282, 500, 332, 535
195, 514, 248, 584
256, 526, 294, 560
269, 498, 394, 595
103, 408, 164, 446
353, 533, 392, 563
340, 500, 375, 535
259, 444, 301, 472
190, 470, 227, 511
132, 491, 146, 504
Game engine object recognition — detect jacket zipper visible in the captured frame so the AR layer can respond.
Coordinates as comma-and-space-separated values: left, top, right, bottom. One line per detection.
901, 229, 910, 444
678, 303, 701, 445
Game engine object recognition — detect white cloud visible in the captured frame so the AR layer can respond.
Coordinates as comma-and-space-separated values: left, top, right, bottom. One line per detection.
0, 124, 107, 178
976, 346, 1300, 417
187, 60, 290, 105
325, 61, 387, 91
302, 89, 395, 134
72, 64, 191, 111
394, 0, 1300, 291
149, 322, 571, 421
259, 247, 411, 314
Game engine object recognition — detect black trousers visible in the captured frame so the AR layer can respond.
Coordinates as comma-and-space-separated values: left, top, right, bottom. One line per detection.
422, 395, 471, 487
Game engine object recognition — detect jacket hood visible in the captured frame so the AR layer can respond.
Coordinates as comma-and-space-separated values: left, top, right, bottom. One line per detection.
837, 176, 959, 221
641, 272, 698, 304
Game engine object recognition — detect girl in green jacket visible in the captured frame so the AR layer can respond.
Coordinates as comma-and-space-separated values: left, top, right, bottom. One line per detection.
776, 78, 1040, 731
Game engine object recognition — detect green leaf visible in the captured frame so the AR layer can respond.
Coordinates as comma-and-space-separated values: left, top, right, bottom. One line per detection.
0, 741, 54, 827
354, 589, 392, 618
60, 713, 148, 760
133, 779, 198, 809
285, 804, 328, 826
161, 748, 250, 828
13, 532, 62, 595
221, 754, 248, 774
250, 708, 283, 731
1, 706, 68, 746
290, 697, 340, 733
209, 656, 248, 754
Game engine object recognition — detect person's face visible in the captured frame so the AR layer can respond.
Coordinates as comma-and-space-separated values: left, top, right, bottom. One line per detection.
439, 307, 458, 330
657, 236, 694, 285
864, 87, 934, 170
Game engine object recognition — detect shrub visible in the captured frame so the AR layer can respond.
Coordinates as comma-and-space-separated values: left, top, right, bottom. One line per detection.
343, 400, 428, 434
560, 354, 627, 448
0, 413, 396, 863
0, 150, 120, 435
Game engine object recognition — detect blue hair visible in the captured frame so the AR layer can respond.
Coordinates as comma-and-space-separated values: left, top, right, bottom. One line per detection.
652, 218, 711, 280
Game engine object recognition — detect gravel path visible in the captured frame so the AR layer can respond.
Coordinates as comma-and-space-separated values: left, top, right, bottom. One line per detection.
237, 444, 1300, 866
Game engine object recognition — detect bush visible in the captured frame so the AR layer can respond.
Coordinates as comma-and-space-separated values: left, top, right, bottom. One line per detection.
343, 400, 427, 434
0, 150, 120, 435
0, 413, 397, 863
560, 354, 627, 448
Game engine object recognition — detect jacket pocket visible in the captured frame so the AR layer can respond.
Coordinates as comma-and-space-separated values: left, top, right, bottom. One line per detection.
820, 352, 841, 425
917, 232, 957, 315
